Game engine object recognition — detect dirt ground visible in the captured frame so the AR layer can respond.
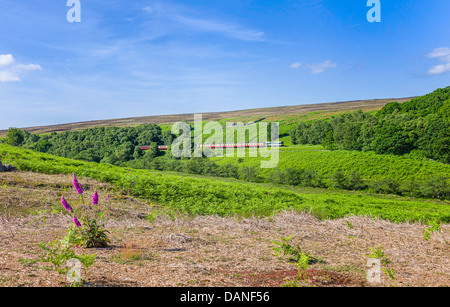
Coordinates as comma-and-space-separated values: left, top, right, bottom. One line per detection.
0, 171, 449, 287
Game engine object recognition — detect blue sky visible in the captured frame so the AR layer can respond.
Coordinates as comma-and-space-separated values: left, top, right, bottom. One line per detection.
0, 0, 449, 129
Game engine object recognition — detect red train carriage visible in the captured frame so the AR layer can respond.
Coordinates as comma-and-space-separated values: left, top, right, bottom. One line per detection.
139, 142, 283, 151
195, 143, 265, 149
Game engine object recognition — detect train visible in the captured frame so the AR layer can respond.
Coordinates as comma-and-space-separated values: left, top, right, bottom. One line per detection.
139, 141, 283, 151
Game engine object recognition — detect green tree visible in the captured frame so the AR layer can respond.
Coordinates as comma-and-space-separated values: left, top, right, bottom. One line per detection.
330, 172, 347, 190
35, 139, 52, 153
6, 128, 24, 147
284, 168, 303, 186
133, 146, 143, 160
419, 115, 450, 164
420, 177, 449, 200
322, 130, 336, 150
239, 166, 260, 182
115, 141, 134, 162
142, 143, 160, 167
267, 169, 286, 185
347, 170, 366, 191
371, 112, 421, 155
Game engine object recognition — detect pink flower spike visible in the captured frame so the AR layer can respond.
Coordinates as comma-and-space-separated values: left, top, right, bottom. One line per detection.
92, 191, 99, 206
73, 215, 81, 228
61, 196, 73, 214
72, 174, 83, 195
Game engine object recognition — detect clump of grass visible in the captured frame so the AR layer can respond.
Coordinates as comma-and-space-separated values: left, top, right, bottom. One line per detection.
111, 242, 157, 265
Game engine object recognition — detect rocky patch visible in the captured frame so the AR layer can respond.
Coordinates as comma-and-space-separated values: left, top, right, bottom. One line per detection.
0, 161, 17, 172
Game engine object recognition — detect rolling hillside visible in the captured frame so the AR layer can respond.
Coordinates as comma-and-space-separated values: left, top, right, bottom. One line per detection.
0, 97, 413, 136
1, 143, 449, 223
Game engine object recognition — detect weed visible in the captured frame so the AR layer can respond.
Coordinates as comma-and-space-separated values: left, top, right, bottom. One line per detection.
36, 228, 97, 286
345, 220, 354, 229
367, 245, 396, 286
423, 221, 449, 245
18, 258, 40, 267
272, 235, 313, 285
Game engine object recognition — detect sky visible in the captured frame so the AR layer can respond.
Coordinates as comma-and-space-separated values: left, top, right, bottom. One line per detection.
0, 0, 449, 129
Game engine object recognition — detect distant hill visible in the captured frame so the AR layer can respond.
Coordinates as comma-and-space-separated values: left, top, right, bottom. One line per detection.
0, 97, 413, 136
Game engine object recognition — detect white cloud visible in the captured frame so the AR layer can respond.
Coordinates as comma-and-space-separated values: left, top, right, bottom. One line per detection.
428, 47, 450, 60
307, 60, 337, 74
427, 47, 450, 75
0, 54, 15, 66
15, 64, 42, 71
428, 63, 450, 75
0, 71, 21, 82
289, 62, 301, 69
0, 54, 42, 82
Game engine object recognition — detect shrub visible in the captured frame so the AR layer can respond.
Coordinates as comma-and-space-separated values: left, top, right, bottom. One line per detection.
330, 172, 347, 190
370, 178, 400, 195
419, 177, 449, 200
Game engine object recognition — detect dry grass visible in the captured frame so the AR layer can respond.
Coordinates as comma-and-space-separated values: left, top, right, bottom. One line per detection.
0, 171, 448, 287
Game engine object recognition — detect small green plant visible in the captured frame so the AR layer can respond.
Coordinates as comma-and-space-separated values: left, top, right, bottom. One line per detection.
423, 221, 449, 245
367, 245, 396, 286
272, 235, 301, 262
38, 233, 76, 277
294, 252, 310, 281
37, 228, 97, 286
71, 216, 110, 248
272, 235, 312, 284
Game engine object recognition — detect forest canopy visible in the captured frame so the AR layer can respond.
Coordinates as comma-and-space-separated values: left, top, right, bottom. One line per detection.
3, 124, 169, 165
290, 87, 450, 164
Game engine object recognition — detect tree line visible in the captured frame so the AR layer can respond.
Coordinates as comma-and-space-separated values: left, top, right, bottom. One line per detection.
2, 124, 172, 166
290, 87, 450, 164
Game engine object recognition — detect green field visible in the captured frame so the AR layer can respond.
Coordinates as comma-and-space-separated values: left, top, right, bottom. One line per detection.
211, 145, 450, 184
1, 143, 449, 224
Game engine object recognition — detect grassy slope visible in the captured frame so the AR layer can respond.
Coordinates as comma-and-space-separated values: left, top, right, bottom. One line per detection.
0, 97, 412, 137
211, 145, 450, 184
1, 144, 449, 224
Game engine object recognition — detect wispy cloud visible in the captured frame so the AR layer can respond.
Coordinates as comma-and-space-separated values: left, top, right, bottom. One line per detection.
289, 60, 337, 74
289, 62, 301, 69
427, 47, 450, 75
142, 2, 265, 42
0, 54, 42, 82
307, 60, 337, 74
428, 47, 450, 61
172, 15, 264, 42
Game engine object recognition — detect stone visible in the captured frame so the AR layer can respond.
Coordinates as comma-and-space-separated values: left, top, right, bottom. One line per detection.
0, 161, 16, 172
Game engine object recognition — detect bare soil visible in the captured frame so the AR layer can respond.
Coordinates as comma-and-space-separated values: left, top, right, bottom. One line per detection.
0, 171, 448, 287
